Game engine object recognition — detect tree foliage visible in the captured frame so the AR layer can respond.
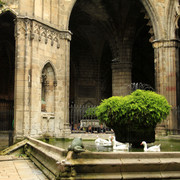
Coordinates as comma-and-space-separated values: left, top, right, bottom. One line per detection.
96, 89, 171, 128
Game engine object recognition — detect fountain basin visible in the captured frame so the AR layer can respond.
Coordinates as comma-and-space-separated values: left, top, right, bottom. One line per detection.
2, 136, 180, 179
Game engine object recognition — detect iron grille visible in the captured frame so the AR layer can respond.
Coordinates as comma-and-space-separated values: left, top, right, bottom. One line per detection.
0, 99, 14, 131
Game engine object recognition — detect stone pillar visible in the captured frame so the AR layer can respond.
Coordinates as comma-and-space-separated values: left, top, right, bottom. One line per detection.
14, 17, 31, 139
28, 20, 72, 138
63, 33, 72, 137
111, 60, 132, 96
153, 39, 179, 130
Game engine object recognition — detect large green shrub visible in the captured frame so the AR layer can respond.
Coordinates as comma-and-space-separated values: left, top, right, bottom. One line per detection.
96, 89, 171, 128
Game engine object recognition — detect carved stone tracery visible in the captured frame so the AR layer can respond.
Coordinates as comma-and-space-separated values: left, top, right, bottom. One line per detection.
15, 18, 32, 39
15, 17, 72, 48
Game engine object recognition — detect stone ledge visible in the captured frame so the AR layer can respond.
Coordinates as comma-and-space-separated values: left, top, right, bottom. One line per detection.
41, 112, 55, 119
2, 137, 180, 179
0, 139, 27, 155
25, 137, 68, 179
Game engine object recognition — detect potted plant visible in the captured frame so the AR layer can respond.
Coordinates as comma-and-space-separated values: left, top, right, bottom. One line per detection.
95, 89, 171, 147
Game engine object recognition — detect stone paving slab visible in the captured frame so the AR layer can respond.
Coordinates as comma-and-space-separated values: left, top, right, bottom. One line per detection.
0, 155, 48, 180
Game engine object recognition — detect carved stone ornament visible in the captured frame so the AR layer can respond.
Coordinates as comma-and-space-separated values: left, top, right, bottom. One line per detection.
32, 20, 72, 47
15, 18, 32, 39
15, 17, 72, 48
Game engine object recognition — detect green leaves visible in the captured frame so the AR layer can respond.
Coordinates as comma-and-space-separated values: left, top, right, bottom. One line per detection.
84, 107, 97, 118
96, 89, 171, 128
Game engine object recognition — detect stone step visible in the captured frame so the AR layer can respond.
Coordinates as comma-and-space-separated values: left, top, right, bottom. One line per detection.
73, 171, 180, 180
65, 152, 180, 179
70, 158, 180, 175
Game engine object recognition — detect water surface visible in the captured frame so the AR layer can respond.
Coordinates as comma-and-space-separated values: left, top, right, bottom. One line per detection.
41, 138, 180, 152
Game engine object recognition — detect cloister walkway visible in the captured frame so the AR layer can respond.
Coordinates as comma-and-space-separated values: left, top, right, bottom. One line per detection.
0, 155, 48, 180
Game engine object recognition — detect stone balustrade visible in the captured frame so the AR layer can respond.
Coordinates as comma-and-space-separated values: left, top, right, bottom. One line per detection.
2, 137, 180, 179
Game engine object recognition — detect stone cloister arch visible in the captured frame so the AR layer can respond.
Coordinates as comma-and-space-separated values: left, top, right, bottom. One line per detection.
152, 0, 180, 130
69, 0, 155, 102
68, 0, 180, 132
140, 0, 161, 39
0, 10, 15, 133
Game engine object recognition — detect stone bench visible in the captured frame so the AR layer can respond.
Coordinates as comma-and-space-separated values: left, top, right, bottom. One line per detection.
80, 119, 102, 128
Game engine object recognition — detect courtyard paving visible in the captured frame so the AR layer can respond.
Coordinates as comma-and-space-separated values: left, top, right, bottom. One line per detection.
0, 155, 48, 180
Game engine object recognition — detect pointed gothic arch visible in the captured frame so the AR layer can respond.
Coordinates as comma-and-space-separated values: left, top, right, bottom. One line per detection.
41, 62, 57, 113
69, 0, 155, 99
167, 0, 178, 39
140, 0, 160, 40
0, 10, 16, 132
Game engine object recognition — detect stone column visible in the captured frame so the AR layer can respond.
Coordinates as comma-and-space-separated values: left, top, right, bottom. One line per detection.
63, 32, 72, 137
14, 17, 31, 139
111, 59, 132, 96
153, 39, 179, 130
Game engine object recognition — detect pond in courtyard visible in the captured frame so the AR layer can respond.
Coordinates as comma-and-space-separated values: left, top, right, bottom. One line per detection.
41, 138, 180, 152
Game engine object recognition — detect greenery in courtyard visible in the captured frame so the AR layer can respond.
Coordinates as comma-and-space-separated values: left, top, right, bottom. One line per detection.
95, 89, 171, 128
84, 107, 97, 118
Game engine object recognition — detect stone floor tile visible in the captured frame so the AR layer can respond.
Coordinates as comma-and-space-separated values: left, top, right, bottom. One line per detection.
0, 156, 48, 180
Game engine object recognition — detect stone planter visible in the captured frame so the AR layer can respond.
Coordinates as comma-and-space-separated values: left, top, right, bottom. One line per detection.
112, 125, 155, 148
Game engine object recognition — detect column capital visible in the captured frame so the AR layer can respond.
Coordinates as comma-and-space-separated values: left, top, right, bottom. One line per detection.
152, 39, 180, 49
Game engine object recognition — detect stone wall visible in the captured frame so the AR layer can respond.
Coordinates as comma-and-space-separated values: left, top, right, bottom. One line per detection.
0, 0, 74, 139
14, 17, 72, 139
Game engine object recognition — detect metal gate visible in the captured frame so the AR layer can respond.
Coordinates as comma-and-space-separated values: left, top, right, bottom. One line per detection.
69, 104, 111, 133
0, 99, 14, 131
0, 99, 14, 147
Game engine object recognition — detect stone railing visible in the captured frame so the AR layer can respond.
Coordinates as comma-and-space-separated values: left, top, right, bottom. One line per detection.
2, 137, 180, 179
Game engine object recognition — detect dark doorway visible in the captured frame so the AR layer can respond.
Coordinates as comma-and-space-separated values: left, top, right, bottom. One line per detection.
0, 11, 15, 132
69, 0, 155, 132
69, 0, 114, 106
69, 0, 155, 106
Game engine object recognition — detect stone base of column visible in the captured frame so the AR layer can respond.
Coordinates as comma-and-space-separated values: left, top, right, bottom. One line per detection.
13, 133, 25, 144
63, 123, 71, 137
155, 123, 167, 137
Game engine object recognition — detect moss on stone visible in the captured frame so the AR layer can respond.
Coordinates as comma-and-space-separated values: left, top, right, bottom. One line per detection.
0, 139, 27, 155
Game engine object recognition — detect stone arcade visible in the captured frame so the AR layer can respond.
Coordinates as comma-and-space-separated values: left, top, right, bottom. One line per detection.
0, 0, 180, 141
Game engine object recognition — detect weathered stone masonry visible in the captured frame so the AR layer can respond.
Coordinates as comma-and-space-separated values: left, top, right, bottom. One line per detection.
14, 17, 71, 139
153, 40, 179, 130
